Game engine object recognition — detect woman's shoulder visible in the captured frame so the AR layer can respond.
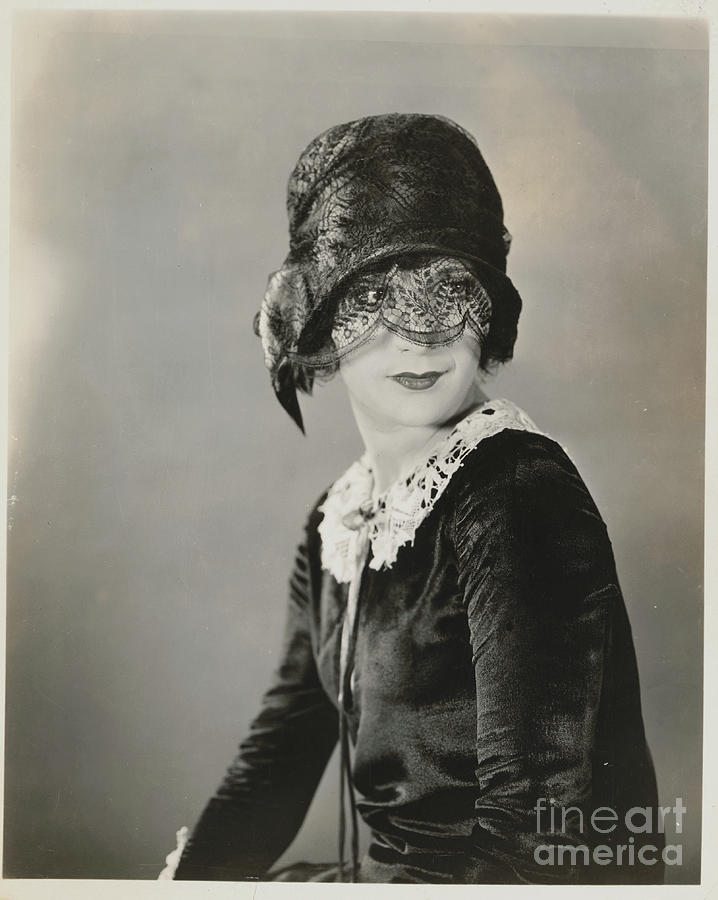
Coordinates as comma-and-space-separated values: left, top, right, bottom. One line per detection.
435, 398, 575, 496
454, 424, 578, 489
454, 424, 599, 514
451, 418, 608, 555
452, 419, 618, 604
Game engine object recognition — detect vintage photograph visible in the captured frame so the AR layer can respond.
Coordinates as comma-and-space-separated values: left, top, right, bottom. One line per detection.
6, 9, 707, 887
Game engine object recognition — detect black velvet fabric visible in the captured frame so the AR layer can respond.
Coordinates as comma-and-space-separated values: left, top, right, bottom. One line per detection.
173, 430, 663, 884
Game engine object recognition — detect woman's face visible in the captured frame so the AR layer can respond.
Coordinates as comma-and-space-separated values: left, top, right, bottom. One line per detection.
339, 328, 484, 431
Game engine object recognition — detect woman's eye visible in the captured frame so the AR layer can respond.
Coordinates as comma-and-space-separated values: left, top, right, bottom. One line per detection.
432, 278, 463, 299
365, 288, 384, 308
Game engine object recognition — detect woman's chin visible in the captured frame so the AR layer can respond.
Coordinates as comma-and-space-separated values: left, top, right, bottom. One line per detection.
377, 397, 470, 430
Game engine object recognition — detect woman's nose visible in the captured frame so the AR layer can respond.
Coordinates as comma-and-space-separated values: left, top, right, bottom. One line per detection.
389, 330, 432, 354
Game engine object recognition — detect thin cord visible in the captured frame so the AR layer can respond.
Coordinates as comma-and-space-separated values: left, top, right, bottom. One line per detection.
336, 525, 369, 884
345, 727, 360, 882
337, 708, 347, 882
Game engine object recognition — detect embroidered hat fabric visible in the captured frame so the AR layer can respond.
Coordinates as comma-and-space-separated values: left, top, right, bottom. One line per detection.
255, 113, 523, 431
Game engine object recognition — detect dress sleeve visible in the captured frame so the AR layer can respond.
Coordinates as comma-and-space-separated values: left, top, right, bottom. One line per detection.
172, 508, 339, 881
453, 432, 629, 884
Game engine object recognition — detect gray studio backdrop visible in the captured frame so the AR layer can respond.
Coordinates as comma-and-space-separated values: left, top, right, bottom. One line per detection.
7, 11, 706, 883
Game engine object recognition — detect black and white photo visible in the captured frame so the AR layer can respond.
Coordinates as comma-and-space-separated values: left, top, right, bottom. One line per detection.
5, 8, 708, 891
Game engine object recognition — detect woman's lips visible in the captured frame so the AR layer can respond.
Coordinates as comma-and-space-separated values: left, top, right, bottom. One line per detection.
389, 371, 445, 390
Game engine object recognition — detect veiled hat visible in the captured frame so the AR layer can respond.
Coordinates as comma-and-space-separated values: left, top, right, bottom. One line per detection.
255, 113, 522, 431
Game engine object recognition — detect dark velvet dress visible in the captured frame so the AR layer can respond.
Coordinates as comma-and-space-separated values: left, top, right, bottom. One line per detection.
172, 418, 662, 884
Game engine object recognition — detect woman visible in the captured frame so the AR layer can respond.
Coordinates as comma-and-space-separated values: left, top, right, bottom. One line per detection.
161, 113, 662, 884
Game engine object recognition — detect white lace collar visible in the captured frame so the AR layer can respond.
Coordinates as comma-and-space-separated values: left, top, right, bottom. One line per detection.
317, 398, 544, 583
